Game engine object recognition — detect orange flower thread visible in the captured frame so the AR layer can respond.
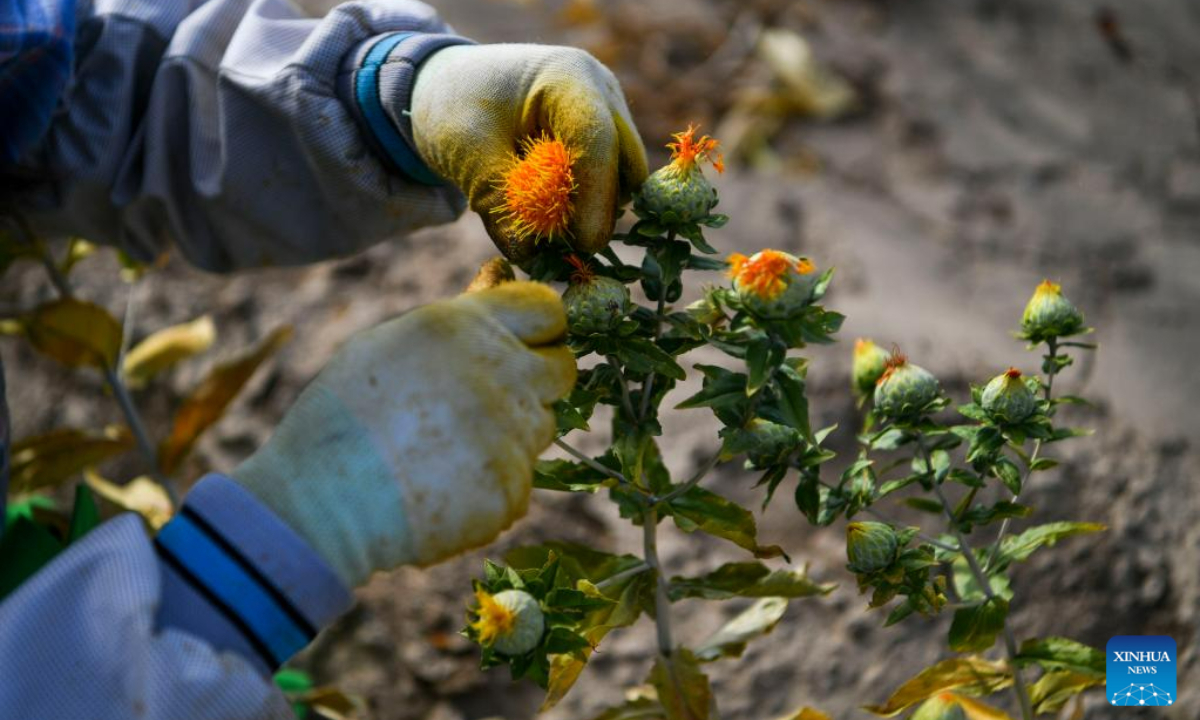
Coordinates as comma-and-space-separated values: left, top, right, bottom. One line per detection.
877, 348, 908, 385
1004, 367, 1022, 379
727, 250, 810, 301
565, 254, 596, 285
667, 124, 724, 174
494, 133, 578, 243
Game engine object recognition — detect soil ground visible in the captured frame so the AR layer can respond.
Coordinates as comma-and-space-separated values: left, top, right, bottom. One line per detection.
3, 0, 1199, 718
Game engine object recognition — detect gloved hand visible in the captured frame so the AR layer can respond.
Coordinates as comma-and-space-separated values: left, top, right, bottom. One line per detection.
411, 44, 648, 262
230, 282, 576, 587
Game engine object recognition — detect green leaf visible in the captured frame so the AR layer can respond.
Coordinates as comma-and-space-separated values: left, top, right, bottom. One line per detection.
959, 501, 1032, 527
649, 648, 712, 720
676, 365, 748, 417
533, 459, 610, 493
745, 336, 783, 396
699, 213, 729, 228
668, 486, 787, 560
993, 457, 1022, 495
948, 598, 1009, 652
772, 364, 813, 441
862, 657, 1013, 716
1027, 670, 1103, 714
694, 597, 788, 661
668, 562, 834, 601
1028, 457, 1059, 472
67, 483, 100, 543
903, 498, 944, 514
951, 556, 1012, 602
615, 338, 686, 381
997, 522, 1106, 566
1015, 637, 1105, 677
0, 516, 65, 601
686, 254, 728, 272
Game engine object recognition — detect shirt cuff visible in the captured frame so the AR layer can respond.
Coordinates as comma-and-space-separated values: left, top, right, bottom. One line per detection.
338, 31, 474, 186
154, 474, 353, 675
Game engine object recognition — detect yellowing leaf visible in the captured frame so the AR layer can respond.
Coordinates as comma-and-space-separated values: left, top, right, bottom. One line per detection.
863, 657, 1013, 717
954, 695, 1015, 720
668, 562, 834, 601
773, 709, 832, 720
60, 238, 97, 276
1027, 671, 1104, 715
122, 315, 216, 387
159, 325, 291, 474
694, 597, 788, 662
300, 687, 363, 720
84, 469, 174, 530
649, 649, 712, 720
10, 427, 133, 493
23, 298, 123, 369
667, 486, 787, 560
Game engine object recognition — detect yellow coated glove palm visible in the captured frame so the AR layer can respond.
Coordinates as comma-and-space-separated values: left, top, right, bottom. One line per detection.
411, 44, 648, 262
231, 282, 576, 587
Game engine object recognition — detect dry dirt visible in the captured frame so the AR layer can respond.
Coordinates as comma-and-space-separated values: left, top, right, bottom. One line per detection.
3, 0, 1199, 718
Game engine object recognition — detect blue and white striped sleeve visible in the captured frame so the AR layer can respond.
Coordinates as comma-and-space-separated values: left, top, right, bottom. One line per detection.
7, 0, 474, 272
0, 474, 354, 719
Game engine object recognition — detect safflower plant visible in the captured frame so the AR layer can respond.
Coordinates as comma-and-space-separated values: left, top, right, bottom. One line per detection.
460, 125, 1107, 720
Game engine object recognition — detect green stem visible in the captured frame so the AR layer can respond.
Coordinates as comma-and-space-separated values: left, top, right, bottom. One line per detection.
924, 441, 1034, 720
983, 337, 1060, 572
642, 503, 673, 657
553, 438, 633, 487
639, 230, 675, 422
596, 561, 651, 591
607, 354, 638, 422
654, 452, 720, 505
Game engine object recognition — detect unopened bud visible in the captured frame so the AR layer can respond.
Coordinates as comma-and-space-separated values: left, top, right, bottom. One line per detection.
562, 256, 632, 334
980, 367, 1036, 424
1021, 280, 1083, 341
852, 338, 890, 397
874, 352, 941, 421
846, 521, 899, 573
743, 418, 802, 467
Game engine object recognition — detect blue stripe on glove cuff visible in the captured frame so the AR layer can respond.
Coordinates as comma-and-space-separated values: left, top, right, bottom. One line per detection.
356, 32, 441, 186
155, 508, 313, 668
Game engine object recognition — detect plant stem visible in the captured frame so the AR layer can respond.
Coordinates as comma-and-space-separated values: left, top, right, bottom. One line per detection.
638, 229, 675, 422
983, 337, 1060, 572
641, 503, 674, 657
596, 561, 651, 591
927, 450, 1034, 720
607, 355, 638, 422
654, 452, 720, 505
553, 438, 632, 487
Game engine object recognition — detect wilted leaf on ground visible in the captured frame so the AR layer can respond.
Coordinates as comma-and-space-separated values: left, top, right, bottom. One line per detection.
667, 486, 787, 560
122, 315, 215, 387
10, 426, 133, 493
22, 298, 123, 369
159, 325, 291, 474
649, 649, 712, 720
668, 562, 834, 601
863, 657, 1013, 716
694, 597, 788, 661
85, 468, 174, 530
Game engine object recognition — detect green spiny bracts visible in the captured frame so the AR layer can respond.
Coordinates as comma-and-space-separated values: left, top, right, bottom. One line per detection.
727, 249, 820, 319
874, 353, 941, 421
846, 521, 899, 574
742, 418, 802, 467
980, 367, 1037, 424
1021, 279, 1084, 341
852, 338, 890, 397
562, 256, 631, 335
635, 125, 722, 225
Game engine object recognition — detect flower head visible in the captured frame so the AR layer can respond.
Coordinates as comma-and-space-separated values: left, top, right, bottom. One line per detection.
727, 250, 813, 301
666, 124, 724, 174
874, 350, 941, 420
852, 338, 891, 396
494, 134, 578, 243
980, 367, 1037, 424
846, 521, 899, 573
469, 588, 545, 655
1020, 279, 1084, 341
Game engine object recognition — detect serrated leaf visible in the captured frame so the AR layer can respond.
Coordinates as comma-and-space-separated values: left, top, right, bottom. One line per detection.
694, 597, 788, 661
773, 364, 812, 441
10, 427, 134, 494
1015, 637, 1105, 677
22, 298, 123, 369
122, 315, 216, 387
668, 486, 787, 560
649, 648, 711, 720
997, 522, 1106, 566
863, 657, 1013, 716
668, 562, 833, 601
948, 598, 1009, 652
85, 469, 174, 530
159, 325, 291, 474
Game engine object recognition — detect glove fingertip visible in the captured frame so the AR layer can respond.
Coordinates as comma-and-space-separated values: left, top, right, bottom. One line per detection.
471, 281, 568, 346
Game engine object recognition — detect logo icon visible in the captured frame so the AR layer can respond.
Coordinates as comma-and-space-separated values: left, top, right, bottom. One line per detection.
1107, 636, 1176, 707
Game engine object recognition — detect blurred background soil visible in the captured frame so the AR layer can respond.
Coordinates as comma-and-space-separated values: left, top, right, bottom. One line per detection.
4, 0, 1200, 718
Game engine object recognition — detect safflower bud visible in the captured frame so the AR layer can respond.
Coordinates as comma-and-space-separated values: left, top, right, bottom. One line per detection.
874, 352, 941, 420
727, 249, 820, 319
846, 521, 899, 573
469, 588, 545, 655
852, 338, 890, 397
743, 418, 802, 467
1021, 279, 1084, 341
980, 367, 1036, 424
562, 256, 631, 334
637, 125, 722, 224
